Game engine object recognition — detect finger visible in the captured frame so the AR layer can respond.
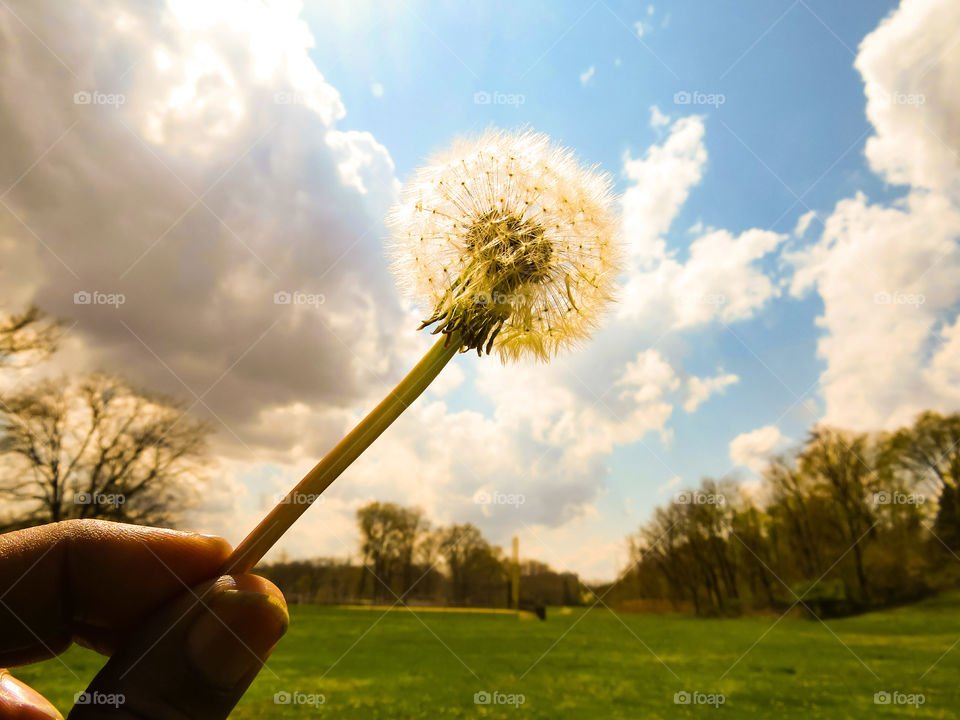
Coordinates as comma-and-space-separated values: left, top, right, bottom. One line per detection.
0, 520, 231, 666
69, 574, 288, 720
0, 669, 63, 719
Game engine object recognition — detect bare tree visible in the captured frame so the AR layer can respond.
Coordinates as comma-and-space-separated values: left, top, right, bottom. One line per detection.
0, 374, 212, 529
0, 306, 62, 367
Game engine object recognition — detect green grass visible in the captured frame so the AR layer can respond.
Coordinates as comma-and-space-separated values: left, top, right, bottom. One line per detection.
17, 594, 960, 718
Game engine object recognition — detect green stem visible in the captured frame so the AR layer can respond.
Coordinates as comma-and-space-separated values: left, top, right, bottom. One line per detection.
222, 332, 460, 576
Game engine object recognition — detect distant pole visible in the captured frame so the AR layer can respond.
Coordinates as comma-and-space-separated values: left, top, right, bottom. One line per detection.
511, 535, 520, 611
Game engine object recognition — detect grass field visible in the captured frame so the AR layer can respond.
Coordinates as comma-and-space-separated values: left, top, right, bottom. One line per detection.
17, 593, 960, 718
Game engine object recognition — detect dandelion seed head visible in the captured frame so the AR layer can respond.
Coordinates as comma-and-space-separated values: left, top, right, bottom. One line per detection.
387, 129, 622, 362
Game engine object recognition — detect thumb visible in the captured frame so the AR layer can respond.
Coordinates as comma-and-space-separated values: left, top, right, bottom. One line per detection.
69, 575, 288, 719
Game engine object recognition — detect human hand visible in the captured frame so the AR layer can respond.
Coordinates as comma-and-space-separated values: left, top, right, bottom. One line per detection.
0, 519, 288, 719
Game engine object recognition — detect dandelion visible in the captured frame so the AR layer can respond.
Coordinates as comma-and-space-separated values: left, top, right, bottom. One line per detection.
224, 129, 622, 574
388, 129, 621, 361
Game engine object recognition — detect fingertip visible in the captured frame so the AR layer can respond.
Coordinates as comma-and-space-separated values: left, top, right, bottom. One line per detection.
0, 670, 63, 720
69, 573, 289, 719
227, 574, 288, 609
185, 532, 234, 565
186, 576, 289, 691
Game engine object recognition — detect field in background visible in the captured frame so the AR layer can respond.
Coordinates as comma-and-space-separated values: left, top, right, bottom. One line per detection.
19, 594, 960, 718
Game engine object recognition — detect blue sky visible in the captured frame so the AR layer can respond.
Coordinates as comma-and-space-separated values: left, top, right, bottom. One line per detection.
2, 0, 957, 580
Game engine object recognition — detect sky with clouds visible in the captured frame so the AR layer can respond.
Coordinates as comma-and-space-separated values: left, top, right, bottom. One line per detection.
0, 0, 957, 581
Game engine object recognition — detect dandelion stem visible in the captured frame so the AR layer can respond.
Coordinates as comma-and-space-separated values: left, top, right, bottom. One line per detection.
222, 332, 460, 575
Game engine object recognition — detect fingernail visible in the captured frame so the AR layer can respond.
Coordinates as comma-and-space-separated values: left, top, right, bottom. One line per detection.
186, 589, 288, 690
195, 532, 226, 542
0, 671, 63, 719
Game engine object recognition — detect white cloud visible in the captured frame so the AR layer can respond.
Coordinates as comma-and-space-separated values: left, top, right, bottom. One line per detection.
856, 0, 960, 198
617, 349, 680, 403
580, 65, 595, 86
684, 372, 739, 412
784, 0, 960, 433
929, 317, 960, 392
649, 104, 670, 128
616, 350, 738, 413
425, 360, 465, 398
634, 21, 646, 38
326, 128, 400, 206
370, 81, 384, 97
619, 119, 784, 331
657, 475, 681, 494
0, 0, 405, 458
789, 191, 960, 430
620, 225, 785, 329
730, 425, 787, 474
621, 115, 707, 261
793, 209, 817, 237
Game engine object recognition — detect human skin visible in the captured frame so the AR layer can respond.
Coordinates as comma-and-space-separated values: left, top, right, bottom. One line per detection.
0, 519, 288, 719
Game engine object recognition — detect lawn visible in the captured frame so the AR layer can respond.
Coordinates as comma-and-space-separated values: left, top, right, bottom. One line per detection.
17, 594, 960, 718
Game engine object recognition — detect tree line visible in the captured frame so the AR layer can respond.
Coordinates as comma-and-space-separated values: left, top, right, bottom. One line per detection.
606, 416, 960, 617
259, 501, 584, 608
6, 304, 960, 618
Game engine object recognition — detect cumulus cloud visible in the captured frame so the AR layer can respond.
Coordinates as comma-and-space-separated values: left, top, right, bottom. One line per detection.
621, 115, 707, 262
729, 425, 788, 474
620, 225, 785, 330
617, 349, 680, 404
580, 65, 596, 86
657, 475, 682, 494
618, 116, 785, 331
685, 372, 739, 412
789, 191, 960, 430
788, 0, 960, 431
0, 0, 404, 458
649, 105, 670, 129
793, 209, 817, 237
856, 0, 960, 197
